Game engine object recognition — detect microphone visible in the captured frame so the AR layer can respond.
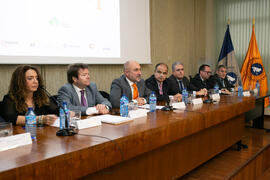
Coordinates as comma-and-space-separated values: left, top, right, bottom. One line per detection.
40, 85, 76, 136
40, 85, 60, 108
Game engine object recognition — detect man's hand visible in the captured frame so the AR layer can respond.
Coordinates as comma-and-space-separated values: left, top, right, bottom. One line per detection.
95, 104, 109, 114
136, 97, 146, 106
221, 88, 231, 95
196, 88, 208, 96
173, 93, 182, 102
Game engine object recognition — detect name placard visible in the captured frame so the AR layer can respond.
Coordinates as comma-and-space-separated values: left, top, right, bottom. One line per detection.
172, 102, 186, 109
243, 91, 251, 97
192, 103, 203, 110
129, 109, 148, 118
0, 133, 32, 152
211, 94, 220, 101
192, 98, 203, 105
76, 117, 101, 130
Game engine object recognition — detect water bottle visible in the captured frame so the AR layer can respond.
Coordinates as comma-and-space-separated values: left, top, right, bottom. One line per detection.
214, 83, 219, 94
25, 107, 37, 140
238, 85, 243, 97
62, 102, 70, 128
149, 92, 157, 112
256, 81, 260, 95
59, 108, 65, 129
124, 96, 129, 116
182, 88, 189, 104
120, 95, 128, 117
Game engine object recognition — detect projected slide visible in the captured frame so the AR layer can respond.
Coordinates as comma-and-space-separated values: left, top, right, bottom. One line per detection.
0, 0, 120, 57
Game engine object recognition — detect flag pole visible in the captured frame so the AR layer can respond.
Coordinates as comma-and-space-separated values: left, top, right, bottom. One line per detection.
227, 18, 230, 25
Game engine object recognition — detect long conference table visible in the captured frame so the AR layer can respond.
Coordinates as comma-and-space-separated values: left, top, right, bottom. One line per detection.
0, 95, 255, 179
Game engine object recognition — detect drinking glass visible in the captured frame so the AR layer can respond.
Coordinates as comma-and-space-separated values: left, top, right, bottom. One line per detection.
0, 122, 13, 137
70, 110, 81, 127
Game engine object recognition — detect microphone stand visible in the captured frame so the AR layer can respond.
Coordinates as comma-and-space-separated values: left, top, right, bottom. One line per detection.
161, 96, 173, 111
40, 86, 76, 136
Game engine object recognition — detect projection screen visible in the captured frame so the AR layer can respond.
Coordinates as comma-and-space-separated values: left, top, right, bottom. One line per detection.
0, 0, 151, 64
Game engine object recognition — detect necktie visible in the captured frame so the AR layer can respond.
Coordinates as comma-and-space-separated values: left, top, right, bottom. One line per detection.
221, 79, 225, 88
80, 90, 87, 107
179, 80, 184, 91
158, 82, 163, 95
132, 83, 139, 99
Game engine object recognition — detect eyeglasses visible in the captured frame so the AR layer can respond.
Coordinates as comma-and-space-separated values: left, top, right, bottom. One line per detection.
203, 71, 212, 75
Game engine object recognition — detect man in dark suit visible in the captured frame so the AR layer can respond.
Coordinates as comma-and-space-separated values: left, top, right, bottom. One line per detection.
190, 64, 213, 90
145, 63, 169, 102
211, 65, 234, 94
110, 60, 151, 108
167, 62, 207, 101
58, 63, 111, 115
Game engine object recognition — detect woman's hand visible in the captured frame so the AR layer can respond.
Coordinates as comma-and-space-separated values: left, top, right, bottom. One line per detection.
43, 115, 58, 125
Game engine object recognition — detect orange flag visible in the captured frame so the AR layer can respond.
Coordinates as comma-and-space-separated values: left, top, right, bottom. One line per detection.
240, 23, 269, 107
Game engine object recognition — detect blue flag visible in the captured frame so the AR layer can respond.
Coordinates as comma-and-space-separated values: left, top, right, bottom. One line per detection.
217, 25, 241, 86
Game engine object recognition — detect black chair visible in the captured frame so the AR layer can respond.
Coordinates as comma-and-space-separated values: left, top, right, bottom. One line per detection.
99, 91, 110, 100
0, 101, 5, 122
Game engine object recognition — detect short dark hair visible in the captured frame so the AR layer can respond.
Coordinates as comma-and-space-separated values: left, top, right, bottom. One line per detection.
155, 63, 168, 71
199, 64, 210, 73
217, 64, 226, 71
67, 63, 88, 83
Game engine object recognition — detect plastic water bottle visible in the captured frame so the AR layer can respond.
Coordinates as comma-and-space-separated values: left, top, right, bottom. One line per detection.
25, 107, 37, 140
238, 85, 243, 97
182, 88, 189, 104
120, 95, 128, 117
59, 108, 65, 129
256, 81, 260, 95
62, 102, 70, 128
149, 92, 157, 112
214, 83, 219, 94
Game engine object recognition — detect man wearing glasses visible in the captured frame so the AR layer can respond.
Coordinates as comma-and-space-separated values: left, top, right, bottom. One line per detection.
190, 64, 213, 90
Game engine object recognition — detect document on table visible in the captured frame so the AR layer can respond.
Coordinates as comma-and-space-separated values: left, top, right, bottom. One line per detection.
98, 115, 133, 125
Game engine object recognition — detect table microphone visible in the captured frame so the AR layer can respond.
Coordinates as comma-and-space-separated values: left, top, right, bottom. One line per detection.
39, 85, 76, 136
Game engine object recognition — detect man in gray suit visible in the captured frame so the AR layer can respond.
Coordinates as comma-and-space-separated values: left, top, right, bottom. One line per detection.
58, 63, 111, 115
110, 60, 151, 108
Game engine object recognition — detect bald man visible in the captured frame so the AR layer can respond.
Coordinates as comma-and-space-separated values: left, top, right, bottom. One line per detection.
110, 60, 151, 108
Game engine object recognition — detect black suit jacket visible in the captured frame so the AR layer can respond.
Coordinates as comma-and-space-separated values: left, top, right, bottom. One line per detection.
145, 75, 169, 102
210, 74, 234, 90
190, 74, 212, 90
167, 75, 197, 95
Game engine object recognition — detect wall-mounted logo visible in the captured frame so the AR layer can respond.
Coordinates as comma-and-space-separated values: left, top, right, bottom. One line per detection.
227, 72, 237, 85
251, 63, 263, 76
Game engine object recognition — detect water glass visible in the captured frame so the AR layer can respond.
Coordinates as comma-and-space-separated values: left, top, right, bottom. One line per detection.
128, 101, 138, 111
70, 110, 81, 127
169, 95, 174, 106
0, 122, 13, 137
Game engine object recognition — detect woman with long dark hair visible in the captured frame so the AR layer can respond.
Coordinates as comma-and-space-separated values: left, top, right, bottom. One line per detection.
2, 65, 58, 125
